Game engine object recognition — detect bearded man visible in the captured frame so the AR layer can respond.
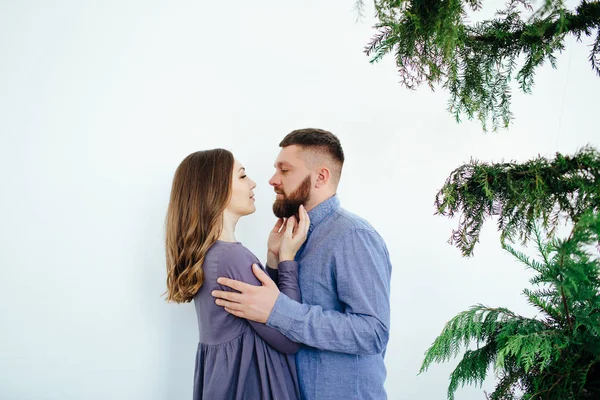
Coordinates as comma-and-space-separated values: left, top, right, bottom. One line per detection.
212, 128, 393, 400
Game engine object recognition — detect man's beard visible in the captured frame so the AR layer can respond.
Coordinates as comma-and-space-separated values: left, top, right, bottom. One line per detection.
272, 175, 311, 218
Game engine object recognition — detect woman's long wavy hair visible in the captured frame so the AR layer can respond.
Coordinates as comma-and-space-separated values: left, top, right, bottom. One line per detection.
165, 149, 234, 303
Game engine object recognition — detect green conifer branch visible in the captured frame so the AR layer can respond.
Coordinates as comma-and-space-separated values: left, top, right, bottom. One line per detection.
421, 210, 600, 398
435, 146, 600, 257
363, 0, 600, 130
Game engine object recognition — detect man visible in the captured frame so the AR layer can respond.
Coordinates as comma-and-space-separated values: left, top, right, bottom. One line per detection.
212, 128, 392, 399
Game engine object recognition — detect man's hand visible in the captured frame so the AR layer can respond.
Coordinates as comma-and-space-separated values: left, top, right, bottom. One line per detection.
211, 264, 280, 323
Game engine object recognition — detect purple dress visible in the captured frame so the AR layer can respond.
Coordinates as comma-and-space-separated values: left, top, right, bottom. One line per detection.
192, 240, 300, 400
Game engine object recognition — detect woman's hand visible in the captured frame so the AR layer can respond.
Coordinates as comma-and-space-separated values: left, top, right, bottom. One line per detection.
279, 205, 310, 261
267, 218, 284, 268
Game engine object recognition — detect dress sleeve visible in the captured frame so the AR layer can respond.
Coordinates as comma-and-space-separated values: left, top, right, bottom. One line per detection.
219, 247, 301, 354
266, 266, 279, 284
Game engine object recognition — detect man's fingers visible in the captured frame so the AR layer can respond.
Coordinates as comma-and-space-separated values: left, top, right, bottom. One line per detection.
224, 307, 244, 318
215, 299, 243, 311
216, 277, 254, 292
211, 290, 242, 302
252, 263, 275, 287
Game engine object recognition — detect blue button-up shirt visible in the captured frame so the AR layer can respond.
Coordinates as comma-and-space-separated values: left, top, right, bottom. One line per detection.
267, 195, 392, 400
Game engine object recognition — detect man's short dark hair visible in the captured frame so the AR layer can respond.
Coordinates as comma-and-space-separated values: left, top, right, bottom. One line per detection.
279, 128, 345, 166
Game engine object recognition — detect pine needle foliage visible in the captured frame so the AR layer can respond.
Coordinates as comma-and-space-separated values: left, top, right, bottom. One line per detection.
421, 148, 600, 399
362, 0, 600, 131
420, 210, 600, 399
435, 146, 600, 257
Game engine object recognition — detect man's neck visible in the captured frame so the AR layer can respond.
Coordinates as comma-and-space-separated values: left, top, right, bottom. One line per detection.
305, 191, 336, 212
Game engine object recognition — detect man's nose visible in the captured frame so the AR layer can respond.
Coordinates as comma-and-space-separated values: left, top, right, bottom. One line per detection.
269, 174, 279, 187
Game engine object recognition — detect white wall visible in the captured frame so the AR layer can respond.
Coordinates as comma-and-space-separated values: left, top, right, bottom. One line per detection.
1, 1, 598, 399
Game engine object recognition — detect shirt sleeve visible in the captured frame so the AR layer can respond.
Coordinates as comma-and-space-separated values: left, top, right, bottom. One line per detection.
266, 229, 391, 355
219, 248, 301, 354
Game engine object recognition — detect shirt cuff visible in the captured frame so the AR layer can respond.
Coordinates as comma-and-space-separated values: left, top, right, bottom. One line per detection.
267, 292, 301, 331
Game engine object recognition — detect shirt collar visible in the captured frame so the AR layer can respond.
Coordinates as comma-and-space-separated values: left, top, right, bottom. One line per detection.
307, 194, 340, 233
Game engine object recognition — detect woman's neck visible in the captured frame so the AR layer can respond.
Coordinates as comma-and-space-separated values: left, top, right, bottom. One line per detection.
218, 210, 239, 242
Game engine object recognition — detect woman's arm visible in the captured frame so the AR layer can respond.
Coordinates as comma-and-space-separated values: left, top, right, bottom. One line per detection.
219, 249, 300, 354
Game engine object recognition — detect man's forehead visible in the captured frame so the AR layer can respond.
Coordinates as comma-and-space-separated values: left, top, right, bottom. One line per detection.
274, 146, 303, 167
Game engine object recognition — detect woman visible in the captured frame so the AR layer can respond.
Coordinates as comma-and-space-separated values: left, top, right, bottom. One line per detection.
165, 149, 309, 400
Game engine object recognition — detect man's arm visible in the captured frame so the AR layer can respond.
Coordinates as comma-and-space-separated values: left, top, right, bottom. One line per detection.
213, 229, 392, 356
267, 229, 391, 355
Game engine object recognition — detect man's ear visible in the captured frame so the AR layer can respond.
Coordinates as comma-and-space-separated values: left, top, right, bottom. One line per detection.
315, 167, 330, 188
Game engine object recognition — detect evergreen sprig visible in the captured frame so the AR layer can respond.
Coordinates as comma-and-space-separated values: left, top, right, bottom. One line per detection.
434, 146, 600, 257
363, 0, 600, 131
420, 210, 600, 399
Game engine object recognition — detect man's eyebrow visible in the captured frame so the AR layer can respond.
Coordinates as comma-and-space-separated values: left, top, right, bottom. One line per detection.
274, 162, 292, 168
